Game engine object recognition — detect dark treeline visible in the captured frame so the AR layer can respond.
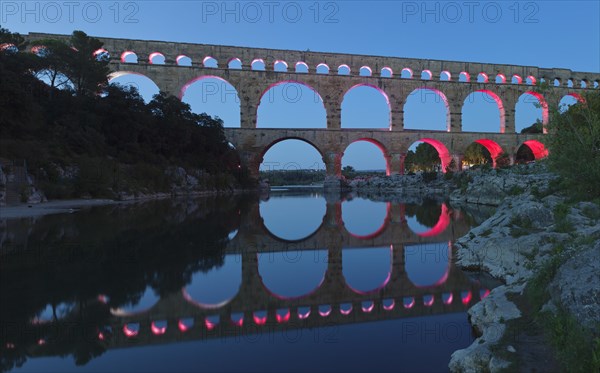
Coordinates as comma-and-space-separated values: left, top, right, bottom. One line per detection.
0, 28, 252, 199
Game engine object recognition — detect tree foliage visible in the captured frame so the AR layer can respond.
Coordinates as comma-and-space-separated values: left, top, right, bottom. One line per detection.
464, 143, 492, 166
405, 143, 440, 172
547, 90, 600, 198
0, 27, 250, 197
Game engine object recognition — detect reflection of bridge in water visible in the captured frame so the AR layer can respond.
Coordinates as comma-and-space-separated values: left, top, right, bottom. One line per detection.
27, 200, 487, 353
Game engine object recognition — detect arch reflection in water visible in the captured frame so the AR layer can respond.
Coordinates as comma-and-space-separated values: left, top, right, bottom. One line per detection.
343, 246, 392, 293
342, 198, 389, 238
405, 201, 450, 237
258, 249, 328, 299
111, 287, 160, 315
405, 242, 452, 288
260, 196, 326, 241
184, 254, 242, 308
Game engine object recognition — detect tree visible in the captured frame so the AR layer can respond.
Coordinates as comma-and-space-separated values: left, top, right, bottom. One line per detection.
521, 120, 544, 134
547, 90, 600, 198
342, 165, 356, 178
32, 31, 109, 96
464, 143, 492, 166
414, 143, 440, 171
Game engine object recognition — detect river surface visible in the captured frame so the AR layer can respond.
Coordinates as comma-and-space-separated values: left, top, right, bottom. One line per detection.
0, 191, 495, 372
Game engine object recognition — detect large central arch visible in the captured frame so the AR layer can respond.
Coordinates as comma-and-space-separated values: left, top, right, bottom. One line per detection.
257, 81, 326, 129
404, 88, 450, 132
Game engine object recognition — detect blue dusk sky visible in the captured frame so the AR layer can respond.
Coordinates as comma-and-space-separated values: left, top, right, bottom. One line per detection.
3, 1, 599, 170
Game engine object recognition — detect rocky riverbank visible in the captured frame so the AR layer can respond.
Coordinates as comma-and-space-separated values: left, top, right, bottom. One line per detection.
447, 166, 600, 372
350, 164, 600, 371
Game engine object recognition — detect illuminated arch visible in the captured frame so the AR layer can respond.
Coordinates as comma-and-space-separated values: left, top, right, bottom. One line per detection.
180, 75, 241, 127
359, 66, 372, 76
341, 84, 392, 130
526, 76, 537, 85
149, 52, 165, 65
203, 56, 218, 68
257, 80, 326, 129
462, 89, 506, 133
343, 138, 390, 175
381, 67, 393, 78
440, 71, 451, 81
251, 58, 265, 70
176, 55, 192, 66
406, 203, 451, 237
107, 71, 160, 102
421, 70, 432, 80
495, 74, 506, 84
520, 140, 548, 160
273, 60, 288, 72
419, 138, 452, 172
110, 287, 159, 316
343, 246, 392, 294
401, 68, 413, 79
338, 64, 351, 75
512, 75, 523, 84
459, 72, 470, 82
404, 88, 450, 132
477, 73, 488, 83
258, 249, 328, 299
295, 61, 309, 73
474, 139, 505, 168
93, 48, 110, 61
316, 63, 330, 74
120, 50, 138, 63
405, 242, 452, 288
228, 57, 242, 69
341, 199, 390, 239
516, 91, 549, 134
182, 254, 242, 309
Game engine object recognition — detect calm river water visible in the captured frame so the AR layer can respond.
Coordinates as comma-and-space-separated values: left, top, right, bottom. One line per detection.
0, 191, 495, 372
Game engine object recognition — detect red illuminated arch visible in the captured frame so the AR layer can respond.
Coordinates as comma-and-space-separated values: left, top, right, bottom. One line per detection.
474, 139, 505, 168
148, 52, 165, 65
521, 140, 548, 159
179, 75, 240, 100
341, 201, 391, 240
416, 203, 451, 237
120, 50, 138, 63
521, 91, 549, 133
419, 138, 452, 172
405, 88, 451, 132
342, 245, 393, 295
342, 84, 392, 131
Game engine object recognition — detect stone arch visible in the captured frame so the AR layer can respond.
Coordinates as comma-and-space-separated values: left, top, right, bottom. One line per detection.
417, 138, 452, 172
406, 203, 451, 237
176, 55, 192, 66
257, 80, 326, 128
359, 66, 372, 76
404, 88, 450, 132
203, 56, 218, 68
440, 71, 451, 81
405, 242, 451, 288
228, 57, 242, 69
462, 89, 506, 133
512, 75, 523, 84
338, 64, 351, 75
93, 48, 110, 61
421, 69, 432, 80
149, 52, 165, 65
316, 63, 330, 74
477, 72, 489, 83
260, 136, 325, 170
107, 71, 160, 102
259, 194, 326, 242
120, 50, 138, 63
295, 61, 309, 73
343, 138, 391, 175
518, 140, 548, 160
381, 67, 393, 78
516, 91, 549, 134
341, 83, 391, 130
182, 254, 242, 309
495, 74, 506, 84
469, 139, 505, 168
343, 245, 393, 294
180, 75, 241, 127
274, 60, 288, 72
341, 200, 391, 240
401, 68, 413, 79
459, 72, 470, 82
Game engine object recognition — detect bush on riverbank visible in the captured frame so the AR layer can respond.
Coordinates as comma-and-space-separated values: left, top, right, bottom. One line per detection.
547, 90, 600, 199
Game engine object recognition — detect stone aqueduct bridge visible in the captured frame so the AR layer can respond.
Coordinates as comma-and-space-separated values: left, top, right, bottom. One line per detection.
25, 33, 600, 179
27, 202, 483, 352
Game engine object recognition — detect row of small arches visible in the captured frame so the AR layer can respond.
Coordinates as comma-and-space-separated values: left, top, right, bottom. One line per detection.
6, 43, 597, 88
71, 46, 598, 89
